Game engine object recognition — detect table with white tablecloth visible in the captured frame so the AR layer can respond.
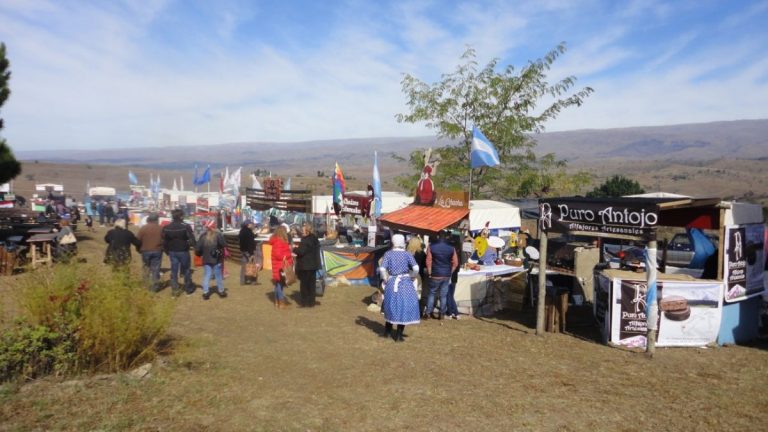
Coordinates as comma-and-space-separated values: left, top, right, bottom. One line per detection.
455, 264, 526, 315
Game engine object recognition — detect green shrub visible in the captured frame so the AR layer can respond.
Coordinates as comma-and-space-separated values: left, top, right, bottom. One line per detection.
2, 262, 174, 381
0, 322, 77, 381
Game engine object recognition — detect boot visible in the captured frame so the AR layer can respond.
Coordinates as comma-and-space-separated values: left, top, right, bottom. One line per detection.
394, 325, 405, 342
380, 322, 393, 338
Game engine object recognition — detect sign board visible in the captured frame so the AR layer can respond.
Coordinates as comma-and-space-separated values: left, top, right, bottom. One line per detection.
724, 224, 766, 302
539, 198, 659, 239
245, 186, 311, 213
433, 191, 469, 209
341, 194, 372, 217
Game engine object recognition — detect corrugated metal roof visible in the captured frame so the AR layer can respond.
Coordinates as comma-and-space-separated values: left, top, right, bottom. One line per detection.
379, 205, 469, 235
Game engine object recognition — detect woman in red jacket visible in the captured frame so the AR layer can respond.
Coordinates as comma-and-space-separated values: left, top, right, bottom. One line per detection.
269, 225, 293, 308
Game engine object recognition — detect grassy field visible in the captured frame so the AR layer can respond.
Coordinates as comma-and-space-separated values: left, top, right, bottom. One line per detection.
1, 225, 768, 431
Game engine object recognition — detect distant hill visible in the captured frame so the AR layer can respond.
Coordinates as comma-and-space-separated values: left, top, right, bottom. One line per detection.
12, 120, 768, 209
17, 120, 768, 174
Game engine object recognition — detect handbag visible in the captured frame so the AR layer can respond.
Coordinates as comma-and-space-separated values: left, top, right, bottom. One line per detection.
59, 232, 77, 245
281, 257, 297, 285
245, 256, 261, 277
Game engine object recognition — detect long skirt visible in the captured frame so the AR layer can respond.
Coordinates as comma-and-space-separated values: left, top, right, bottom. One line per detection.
382, 276, 421, 325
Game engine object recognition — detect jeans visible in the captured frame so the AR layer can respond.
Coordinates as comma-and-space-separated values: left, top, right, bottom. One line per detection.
202, 263, 224, 294
141, 251, 163, 292
426, 278, 451, 315
446, 282, 459, 316
168, 251, 193, 293
274, 279, 285, 301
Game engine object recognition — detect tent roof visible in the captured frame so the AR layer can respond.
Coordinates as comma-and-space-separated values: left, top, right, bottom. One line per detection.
468, 200, 521, 231
379, 205, 469, 235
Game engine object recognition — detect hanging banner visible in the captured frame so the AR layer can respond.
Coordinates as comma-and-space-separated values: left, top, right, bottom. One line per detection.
724, 224, 766, 302
608, 276, 723, 348
539, 198, 659, 239
434, 191, 469, 209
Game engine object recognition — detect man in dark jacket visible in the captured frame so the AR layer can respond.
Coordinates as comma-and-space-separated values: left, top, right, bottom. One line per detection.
293, 222, 321, 307
104, 218, 141, 271
238, 220, 261, 285
425, 230, 459, 320
162, 209, 196, 296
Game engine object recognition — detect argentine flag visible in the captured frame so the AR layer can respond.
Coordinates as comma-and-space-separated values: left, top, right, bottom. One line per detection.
471, 126, 500, 169
128, 170, 138, 185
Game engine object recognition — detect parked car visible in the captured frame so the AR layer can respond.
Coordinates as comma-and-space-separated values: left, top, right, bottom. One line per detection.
602, 231, 719, 269
665, 232, 718, 267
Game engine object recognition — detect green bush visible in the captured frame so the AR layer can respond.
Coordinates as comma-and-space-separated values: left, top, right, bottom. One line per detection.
0, 322, 77, 381
2, 262, 174, 381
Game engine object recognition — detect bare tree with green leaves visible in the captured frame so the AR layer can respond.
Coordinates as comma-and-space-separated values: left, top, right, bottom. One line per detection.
395, 44, 592, 199
0, 42, 21, 185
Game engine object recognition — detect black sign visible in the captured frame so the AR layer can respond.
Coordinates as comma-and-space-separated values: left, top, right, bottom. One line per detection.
539, 198, 659, 239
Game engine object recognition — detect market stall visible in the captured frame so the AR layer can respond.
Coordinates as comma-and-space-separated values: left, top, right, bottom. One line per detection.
537, 196, 766, 349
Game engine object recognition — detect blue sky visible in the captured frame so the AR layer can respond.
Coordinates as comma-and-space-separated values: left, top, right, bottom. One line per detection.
1, 0, 767, 151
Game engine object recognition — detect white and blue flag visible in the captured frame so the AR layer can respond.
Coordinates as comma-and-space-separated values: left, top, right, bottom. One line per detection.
128, 170, 138, 185
471, 126, 500, 169
372, 151, 382, 218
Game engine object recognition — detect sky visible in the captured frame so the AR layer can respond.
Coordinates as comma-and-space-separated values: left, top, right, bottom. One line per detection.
1, 0, 767, 151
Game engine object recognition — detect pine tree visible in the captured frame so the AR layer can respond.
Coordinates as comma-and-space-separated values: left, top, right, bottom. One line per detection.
0, 42, 21, 185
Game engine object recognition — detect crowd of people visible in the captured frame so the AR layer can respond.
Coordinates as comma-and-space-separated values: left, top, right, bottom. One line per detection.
52, 206, 469, 343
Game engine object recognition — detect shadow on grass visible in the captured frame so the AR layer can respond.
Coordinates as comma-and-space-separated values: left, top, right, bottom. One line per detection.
474, 304, 604, 343
355, 315, 385, 336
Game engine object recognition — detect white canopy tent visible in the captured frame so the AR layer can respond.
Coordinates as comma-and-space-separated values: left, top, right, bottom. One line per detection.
468, 200, 521, 232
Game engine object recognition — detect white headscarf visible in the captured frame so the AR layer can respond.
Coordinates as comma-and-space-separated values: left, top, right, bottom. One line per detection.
392, 234, 405, 249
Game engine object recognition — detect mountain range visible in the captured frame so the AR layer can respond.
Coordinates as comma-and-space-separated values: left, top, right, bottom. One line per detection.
17, 119, 768, 177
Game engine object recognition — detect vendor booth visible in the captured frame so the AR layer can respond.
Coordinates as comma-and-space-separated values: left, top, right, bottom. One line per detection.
381, 193, 533, 314
537, 196, 766, 349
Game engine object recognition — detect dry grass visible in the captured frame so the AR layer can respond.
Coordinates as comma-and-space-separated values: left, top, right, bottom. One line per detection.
1, 226, 768, 431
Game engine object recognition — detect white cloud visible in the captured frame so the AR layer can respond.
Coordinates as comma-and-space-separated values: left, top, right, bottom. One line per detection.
1, 0, 767, 150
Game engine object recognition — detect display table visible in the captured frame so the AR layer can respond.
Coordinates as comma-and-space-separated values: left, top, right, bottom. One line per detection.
27, 233, 57, 269
455, 264, 525, 315
594, 269, 723, 348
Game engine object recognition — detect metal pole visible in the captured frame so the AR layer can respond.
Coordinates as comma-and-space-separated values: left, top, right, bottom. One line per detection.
536, 232, 548, 335
645, 239, 658, 356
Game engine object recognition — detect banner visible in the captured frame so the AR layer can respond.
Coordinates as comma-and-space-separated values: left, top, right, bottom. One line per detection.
724, 224, 766, 302
609, 276, 723, 348
539, 198, 659, 239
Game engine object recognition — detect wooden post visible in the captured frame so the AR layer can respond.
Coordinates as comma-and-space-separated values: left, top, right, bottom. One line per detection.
536, 232, 548, 335
646, 239, 658, 356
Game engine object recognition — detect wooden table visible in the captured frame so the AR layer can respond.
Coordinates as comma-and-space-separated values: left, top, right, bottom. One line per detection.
27, 233, 57, 268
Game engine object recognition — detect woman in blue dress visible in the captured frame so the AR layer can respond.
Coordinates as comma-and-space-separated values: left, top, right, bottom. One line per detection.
379, 234, 421, 342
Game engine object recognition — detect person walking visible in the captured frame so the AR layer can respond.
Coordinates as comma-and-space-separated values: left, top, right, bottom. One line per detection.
269, 225, 293, 308
104, 202, 115, 226
379, 234, 421, 342
104, 218, 140, 271
54, 218, 77, 263
239, 220, 260, 285
195, 220, 227, 300
406, 235, 428, 311
425, 230, 459, 320
294, 222, 321, 307
137, 213, 163, 292
162, 209, 196, 297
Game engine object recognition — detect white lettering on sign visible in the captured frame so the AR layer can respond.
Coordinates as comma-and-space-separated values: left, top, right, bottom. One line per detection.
557, 204, 595, 222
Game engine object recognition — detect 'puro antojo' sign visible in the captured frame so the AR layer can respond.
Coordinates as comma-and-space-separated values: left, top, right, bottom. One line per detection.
539, 198, 660, 239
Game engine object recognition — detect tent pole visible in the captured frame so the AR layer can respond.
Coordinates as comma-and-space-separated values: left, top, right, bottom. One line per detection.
535, 232, 548, 335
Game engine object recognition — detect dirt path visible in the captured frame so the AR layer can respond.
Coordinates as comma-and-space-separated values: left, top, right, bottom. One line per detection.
2, 227, 768, 431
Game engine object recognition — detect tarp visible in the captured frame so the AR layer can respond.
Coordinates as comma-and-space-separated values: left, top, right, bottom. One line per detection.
469, 200, 521, 232
322, 246, 384, 285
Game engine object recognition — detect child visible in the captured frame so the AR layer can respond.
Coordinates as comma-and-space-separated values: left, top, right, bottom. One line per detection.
85, 214, 94, 232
